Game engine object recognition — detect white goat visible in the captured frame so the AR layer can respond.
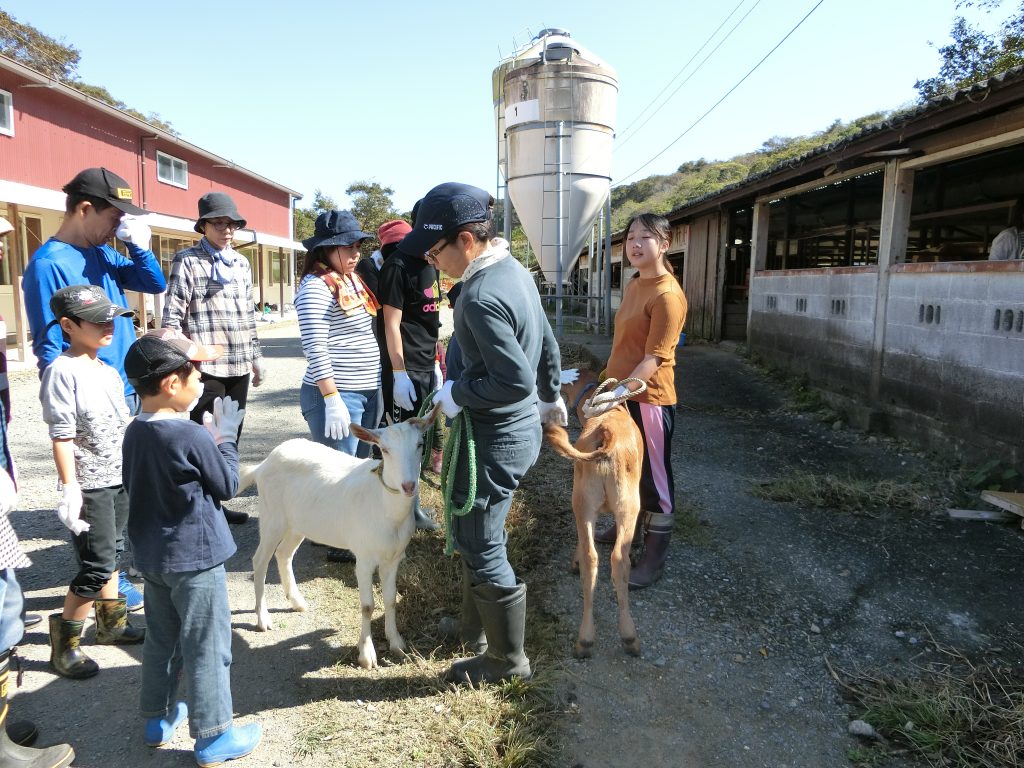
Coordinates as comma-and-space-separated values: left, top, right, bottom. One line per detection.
238, 404, 440, 670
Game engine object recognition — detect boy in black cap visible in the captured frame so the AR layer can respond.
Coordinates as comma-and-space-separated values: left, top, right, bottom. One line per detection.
40, 285, 146, 681
23, 167, 166, 411
121, 328, 261, 767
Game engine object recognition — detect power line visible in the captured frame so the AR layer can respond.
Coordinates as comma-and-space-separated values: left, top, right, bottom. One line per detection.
617, 0, 765, 152
614, 0, 827, 188
616, 0, 755, 147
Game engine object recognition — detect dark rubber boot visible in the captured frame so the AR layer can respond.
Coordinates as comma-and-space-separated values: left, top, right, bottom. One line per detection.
94, 598, 145, 645
594, 512, 645, 545
47, 615, 98, 679
628, 512, 673, 590
444, 581, 531, 685
0, 649, 75, 767
459, 563, 487, 654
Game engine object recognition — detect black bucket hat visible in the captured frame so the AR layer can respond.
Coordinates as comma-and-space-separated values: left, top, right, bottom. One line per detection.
302, 210, 373, 252
194, 192, 247, 233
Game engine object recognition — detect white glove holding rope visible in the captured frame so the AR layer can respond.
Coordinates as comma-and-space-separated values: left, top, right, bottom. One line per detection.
202, 396, 246, 445
581, 385, 629, 419
116, 216, 152, 252
57, 481, 89, 535
323, 392, 351, 440
432, 380, 462, 419
559, 368, 580, 385
393, 370, 416, 412
538, 397, 569, 426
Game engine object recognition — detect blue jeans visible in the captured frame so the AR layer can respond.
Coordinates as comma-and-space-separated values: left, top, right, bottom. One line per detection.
450, 415, 541, 586
0, 569, 23, 652
300, 383, 380, 458
139, 565, 233, 739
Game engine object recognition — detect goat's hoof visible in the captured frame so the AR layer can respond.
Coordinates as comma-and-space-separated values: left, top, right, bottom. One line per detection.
256, 612, 273, 632
357, 654, 378, 670
288, 596, 308, 612
573, 640, 594, 659
622, 636, 641, 657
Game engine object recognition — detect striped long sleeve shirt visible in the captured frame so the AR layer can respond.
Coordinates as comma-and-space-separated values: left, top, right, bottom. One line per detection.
296, 273, 380, 391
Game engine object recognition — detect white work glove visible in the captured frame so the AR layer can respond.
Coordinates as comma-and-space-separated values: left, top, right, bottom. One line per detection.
581, 385, 629, 419
538, 397, 569, 426
202, 396, 246, 445
251, 358, 266, 387
560, 368, 580, 385
432, 380, 462, 419
433, 360, 443, 392
57, 481, 89, 535
0, 469, 16, 516
323, 392, 351, 440
116, 216, 152, 251
393, 370, 416, 412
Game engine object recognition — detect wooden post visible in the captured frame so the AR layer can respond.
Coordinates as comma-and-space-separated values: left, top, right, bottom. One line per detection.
746, 200, 769, 330
869, 161, 914, 403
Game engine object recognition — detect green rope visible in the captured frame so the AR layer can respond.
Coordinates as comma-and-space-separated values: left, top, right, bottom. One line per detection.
415, 394, 477, 555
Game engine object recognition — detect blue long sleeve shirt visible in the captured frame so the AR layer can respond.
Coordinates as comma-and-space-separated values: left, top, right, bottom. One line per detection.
22, 238, 167, 396
122, 414, 238, 574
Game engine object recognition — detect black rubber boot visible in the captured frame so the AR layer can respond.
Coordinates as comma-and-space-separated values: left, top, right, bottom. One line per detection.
459, 563, 487, 654
444, 581, 531, 685
47, 615, 98, 679
628, 512, 673, 590
94, 598, 145, 645
0, 649, 75, 767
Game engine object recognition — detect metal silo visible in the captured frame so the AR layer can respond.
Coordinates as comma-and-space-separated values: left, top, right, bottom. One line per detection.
494, 29, 617, 292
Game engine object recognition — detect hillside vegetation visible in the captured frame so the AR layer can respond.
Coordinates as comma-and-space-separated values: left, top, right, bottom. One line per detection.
609, 111, 892, 231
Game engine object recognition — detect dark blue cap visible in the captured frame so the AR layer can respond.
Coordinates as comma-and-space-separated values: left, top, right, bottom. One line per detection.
302, 210, 373, 252
397, 183, 492, 258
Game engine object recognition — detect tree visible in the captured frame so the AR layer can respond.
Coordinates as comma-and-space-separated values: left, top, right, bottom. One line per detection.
293, 189, 338, 244
345, 181, 401, 236
0, 10, 176, 133
915, 0, 1024, 100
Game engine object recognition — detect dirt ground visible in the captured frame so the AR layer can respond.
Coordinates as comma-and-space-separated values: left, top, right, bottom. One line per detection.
6, 325, 1022, 767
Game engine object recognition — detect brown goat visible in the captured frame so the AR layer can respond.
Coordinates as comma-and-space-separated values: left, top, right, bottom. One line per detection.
544, 368, 643, 659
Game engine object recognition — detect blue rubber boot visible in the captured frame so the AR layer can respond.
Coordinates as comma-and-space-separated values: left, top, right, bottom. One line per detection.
118, 571, 144, 612
144, 701, 188, 747
194, 723, 262, 767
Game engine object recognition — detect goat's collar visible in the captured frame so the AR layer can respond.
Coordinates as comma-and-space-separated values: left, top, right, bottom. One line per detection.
371, 462, 402, 495
571, 381, 598, 414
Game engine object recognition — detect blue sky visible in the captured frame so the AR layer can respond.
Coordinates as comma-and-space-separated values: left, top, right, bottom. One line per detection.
0, 0, 1000, 214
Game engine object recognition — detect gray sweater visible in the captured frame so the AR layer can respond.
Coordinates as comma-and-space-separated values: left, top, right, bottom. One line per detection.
452, 255, 561, 425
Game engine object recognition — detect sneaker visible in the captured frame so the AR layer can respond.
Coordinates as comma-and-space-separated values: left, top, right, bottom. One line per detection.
118, 571, 144, 612
194, 723, 262, 767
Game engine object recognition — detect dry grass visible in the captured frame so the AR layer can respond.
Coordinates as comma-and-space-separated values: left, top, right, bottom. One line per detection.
288, 431, 575, 767
750, 471, 937, 515
830, 639, 1024, 768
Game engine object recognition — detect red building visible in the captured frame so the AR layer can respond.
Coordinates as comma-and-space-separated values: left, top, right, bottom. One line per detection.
0, 53, 303, 365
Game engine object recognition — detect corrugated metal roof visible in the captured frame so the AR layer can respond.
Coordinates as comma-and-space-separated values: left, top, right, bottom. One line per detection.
662, 65, 1024, 219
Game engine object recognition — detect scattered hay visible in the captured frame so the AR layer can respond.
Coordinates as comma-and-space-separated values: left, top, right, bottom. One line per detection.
751, 471, 934, 515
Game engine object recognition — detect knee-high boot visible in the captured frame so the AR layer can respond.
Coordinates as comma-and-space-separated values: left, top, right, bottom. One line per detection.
444, 581, 531, 685
0, 649, 74, 767
628, 511, 673, 590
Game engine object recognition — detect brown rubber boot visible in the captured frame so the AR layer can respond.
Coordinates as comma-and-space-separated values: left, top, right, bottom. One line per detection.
48, 615, 98, 679
628, 512, 673, 590
94, 598, 145, 645
594, 513, 645, 545
0, 649, 75, 767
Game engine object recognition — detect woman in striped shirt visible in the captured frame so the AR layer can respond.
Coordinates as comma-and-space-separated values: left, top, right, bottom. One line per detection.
296, 211, 381, 458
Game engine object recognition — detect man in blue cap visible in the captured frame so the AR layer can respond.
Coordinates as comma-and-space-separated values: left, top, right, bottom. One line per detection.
403, 182, 567, 685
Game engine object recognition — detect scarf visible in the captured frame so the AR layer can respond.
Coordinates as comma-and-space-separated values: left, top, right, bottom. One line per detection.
202, 238, 242, 285
462, 238, 512, 283
311, 263, 381, 316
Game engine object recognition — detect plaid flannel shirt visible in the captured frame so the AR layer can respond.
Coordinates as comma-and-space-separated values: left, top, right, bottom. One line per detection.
161, 240, 261, 377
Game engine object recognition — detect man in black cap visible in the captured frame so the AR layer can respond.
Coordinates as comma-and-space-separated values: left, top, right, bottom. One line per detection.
403, 182, 566, 685
161, 192, 264, 525
23, 167, 167, 413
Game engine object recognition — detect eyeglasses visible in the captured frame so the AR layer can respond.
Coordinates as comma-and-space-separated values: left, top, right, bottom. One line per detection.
205, 220, 240, 231
425, 240, 448, 264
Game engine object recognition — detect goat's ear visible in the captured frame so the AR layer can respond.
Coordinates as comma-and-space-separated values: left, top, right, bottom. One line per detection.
424, 401, 443, 428
351, 424, 379, 445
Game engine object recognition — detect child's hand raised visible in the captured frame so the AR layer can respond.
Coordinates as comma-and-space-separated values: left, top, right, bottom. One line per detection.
203, 397, 246, 445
